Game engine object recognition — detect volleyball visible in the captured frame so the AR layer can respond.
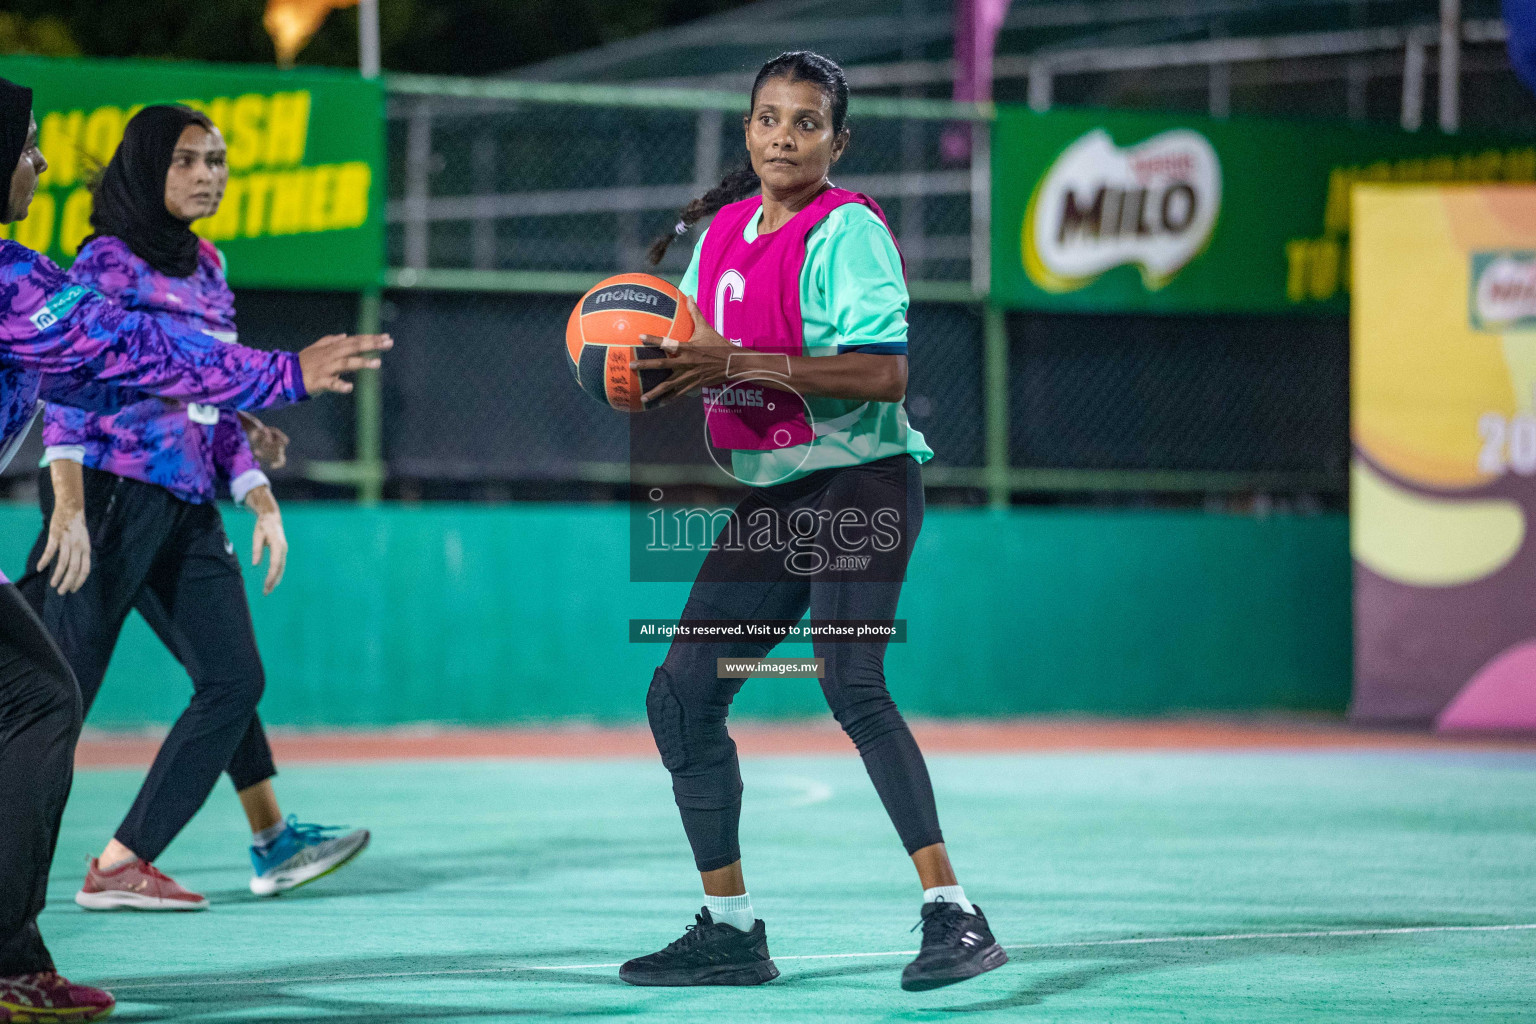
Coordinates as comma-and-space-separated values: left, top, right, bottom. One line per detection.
565, 273, 695, 412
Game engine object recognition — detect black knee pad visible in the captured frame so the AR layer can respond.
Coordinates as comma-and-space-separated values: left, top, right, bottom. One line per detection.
646, 667, 689, 773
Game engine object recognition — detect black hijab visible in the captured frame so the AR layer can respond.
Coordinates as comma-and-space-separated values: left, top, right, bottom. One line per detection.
87, 104, 212, 277
0, 77, 34, 225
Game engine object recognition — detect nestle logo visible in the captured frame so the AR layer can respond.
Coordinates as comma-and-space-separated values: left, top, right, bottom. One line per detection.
594, 287, 657, 306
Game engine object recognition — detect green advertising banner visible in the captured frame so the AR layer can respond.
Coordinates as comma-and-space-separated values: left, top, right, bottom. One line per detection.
0, 54, 383, 290
991, 104, 1536, 314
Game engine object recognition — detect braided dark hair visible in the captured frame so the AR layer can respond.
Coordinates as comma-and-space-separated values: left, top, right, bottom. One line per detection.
648, 50, 849, 264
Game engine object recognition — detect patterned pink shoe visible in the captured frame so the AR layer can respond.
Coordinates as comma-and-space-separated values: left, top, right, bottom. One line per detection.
75, 857, 208, 911
0, 972, 114, 1022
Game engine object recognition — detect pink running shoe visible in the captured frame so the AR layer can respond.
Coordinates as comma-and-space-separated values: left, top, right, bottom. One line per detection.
0, 971, 115, 1022
74, 857, 208, 911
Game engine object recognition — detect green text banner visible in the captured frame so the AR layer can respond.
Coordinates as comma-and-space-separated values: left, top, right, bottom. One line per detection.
0, 54, 384, 289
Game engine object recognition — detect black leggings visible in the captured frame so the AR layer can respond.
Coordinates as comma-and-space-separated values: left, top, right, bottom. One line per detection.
647, 455, 942, 872
0, 584, 78, 976
19, 468, 277, 864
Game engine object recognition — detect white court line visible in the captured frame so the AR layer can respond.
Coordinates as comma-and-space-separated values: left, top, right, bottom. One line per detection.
104, 922, 1536, 992
772, 775, 835, 808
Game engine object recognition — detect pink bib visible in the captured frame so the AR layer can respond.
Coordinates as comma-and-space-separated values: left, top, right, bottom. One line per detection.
697, 188, 901, 451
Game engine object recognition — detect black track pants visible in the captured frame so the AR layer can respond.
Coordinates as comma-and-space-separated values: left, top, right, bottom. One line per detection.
646, 455, 943, 872
19, 468, 277, 864
0, 585, 79, 976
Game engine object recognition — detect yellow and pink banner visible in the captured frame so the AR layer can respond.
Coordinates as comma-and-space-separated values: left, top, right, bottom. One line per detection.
1352, 184, 1536, 732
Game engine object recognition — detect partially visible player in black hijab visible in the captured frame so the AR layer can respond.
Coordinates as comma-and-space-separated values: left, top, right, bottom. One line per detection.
0, 75, 119, 1024
0, 77, 38, 224
0, 80, 385, 1024
0, 78, 28, 162
85, 104, 212, 278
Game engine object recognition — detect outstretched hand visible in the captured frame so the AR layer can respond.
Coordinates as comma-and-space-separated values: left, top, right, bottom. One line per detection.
298, 333, 392, 396
632, 296, 735, 407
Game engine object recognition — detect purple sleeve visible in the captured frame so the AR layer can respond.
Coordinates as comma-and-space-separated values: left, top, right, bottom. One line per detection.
0, 241, 306, 410
68, 236, 136, 304
212, 410, 262, 482
41, 402, 89, 447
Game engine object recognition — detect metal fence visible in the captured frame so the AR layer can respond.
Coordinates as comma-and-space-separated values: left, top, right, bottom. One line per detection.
362, 74, 1364, 505
383, 78, 989, 291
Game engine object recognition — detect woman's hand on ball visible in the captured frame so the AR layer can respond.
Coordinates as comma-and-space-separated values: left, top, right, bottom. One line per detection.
682, 296, 725, 347
634, 298, 734, 406
634, 334, 733, 406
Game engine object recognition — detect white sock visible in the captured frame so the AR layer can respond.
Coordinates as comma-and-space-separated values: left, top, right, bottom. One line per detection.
703, 892, 756, 932
252, 821, 286, 848
923, 885, 975, 915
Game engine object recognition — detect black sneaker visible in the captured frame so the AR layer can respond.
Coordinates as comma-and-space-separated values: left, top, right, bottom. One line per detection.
619, 908, 781, 986
900, 901, 1008, 991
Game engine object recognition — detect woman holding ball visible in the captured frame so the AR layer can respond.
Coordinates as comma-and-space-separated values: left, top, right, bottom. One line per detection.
620, 51, 1006, 992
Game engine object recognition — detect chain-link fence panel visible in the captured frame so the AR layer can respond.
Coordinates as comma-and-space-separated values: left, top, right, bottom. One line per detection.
379, 288, 733, 481
380, 290, 621, 479
378, 290, 984, 481
1025, 41, 1533, 133
906, 302, 984, 468
234, 288, 362, 464
1007, 311, 1349, 479
385, 93, 978, 284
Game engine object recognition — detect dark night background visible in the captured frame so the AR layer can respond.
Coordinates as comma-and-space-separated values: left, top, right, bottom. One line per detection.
0, 1, 756, 74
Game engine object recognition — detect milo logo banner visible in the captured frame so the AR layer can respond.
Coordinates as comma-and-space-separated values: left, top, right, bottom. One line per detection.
992, 105, 1535, 314
0, 54, 383, 289
1352, 185, 1536, 732
1470, 251, 1536, 330
1024, 128, 1221, 293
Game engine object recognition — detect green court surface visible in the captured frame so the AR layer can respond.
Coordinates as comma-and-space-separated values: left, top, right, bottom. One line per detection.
46, 751, 1536, 1022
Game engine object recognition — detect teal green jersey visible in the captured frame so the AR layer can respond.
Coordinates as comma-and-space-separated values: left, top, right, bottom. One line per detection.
679, 201, 933, 487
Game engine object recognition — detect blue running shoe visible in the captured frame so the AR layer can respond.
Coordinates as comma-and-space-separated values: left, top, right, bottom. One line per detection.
249, 816, 370, 897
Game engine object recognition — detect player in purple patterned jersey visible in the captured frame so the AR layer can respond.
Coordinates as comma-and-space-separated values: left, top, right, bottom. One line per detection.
0, 81, 390, 1024
19, 105, 372, 917
41, 233, 266, 509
